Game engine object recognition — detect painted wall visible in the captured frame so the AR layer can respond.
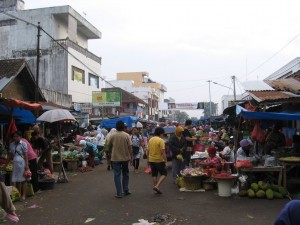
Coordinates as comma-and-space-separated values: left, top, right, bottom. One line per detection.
68, 47, 101, 103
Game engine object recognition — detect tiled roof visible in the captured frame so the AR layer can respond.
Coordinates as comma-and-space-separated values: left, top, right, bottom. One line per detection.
0, 59, 26, 78
248, 91, 300, 103
265, 78, 300, 95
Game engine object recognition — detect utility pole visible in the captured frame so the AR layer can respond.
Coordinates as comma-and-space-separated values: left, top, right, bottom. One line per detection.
232, 75, 236, 102
207, 80, 212, 124
35, 22, 41, 103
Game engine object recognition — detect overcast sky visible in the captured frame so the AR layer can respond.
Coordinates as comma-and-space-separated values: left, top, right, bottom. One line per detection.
26, 0, 300, 118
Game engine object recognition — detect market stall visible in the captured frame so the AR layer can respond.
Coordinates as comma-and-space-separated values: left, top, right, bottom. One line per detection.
237, 109, 300, 194
0, 99, 42, 183
37, 109, 76, 183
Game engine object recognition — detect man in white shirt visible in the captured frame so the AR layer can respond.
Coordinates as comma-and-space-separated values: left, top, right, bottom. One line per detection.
219, 140, 234, 162
96, 131, 105, 164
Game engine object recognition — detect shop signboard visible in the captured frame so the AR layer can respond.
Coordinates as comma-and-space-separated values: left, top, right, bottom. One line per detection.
92, 91, 121, 106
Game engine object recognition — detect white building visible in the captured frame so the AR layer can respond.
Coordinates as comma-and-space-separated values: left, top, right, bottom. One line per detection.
0, 0, 102, 106
221, 94, 243, 112
108, 72, 167, 120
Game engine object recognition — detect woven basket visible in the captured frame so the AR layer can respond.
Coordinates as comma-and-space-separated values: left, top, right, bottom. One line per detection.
183, 176, 202, 190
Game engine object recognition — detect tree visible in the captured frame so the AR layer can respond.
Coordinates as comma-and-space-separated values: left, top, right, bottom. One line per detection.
177, 111, 189, 123
191, 117, 198, 121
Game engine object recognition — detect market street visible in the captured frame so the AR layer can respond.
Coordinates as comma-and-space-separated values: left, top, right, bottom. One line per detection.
13, 160, 288, 225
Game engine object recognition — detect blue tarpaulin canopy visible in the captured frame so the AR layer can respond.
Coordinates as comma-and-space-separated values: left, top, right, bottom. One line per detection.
241, 110, 300, 121
99, 116, 139, 129
0, 105, 36, 124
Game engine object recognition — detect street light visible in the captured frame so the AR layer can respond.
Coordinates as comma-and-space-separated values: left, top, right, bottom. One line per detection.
207, 80, 212, 125
212, 76, 237, 102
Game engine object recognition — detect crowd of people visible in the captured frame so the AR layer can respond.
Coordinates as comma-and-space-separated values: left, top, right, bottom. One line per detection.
0, 119, 297, 224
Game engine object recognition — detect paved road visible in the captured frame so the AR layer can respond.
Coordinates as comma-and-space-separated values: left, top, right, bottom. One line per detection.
13, 160, 288, 225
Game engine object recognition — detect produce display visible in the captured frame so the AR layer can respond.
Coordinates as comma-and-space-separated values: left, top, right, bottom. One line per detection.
11, 186, 20, 202
239, 181, 290, 200
180, 168, 209, 177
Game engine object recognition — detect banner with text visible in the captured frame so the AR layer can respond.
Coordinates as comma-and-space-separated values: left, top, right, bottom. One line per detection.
92, 91, 121, 106
167, 103, 198, 110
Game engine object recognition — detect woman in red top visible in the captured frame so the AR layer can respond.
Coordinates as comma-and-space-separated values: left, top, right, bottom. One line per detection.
202, 146, 222, 171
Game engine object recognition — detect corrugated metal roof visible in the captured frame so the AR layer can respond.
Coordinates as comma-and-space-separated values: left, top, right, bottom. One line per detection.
265, 78, 300, 95
241, 80, 274, 91
248, 91, 300, 103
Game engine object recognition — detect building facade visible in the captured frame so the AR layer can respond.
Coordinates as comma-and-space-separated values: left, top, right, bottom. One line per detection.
108, 72, 167, 120
0, 0, 102, 107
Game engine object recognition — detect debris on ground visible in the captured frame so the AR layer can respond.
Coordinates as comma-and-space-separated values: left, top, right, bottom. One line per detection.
84, 218, 95, 223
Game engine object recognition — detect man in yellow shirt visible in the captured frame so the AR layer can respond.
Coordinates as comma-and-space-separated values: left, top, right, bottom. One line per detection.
148, 127, 167, 194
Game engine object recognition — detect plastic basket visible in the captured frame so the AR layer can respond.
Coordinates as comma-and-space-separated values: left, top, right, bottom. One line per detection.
183, 176, 202, 190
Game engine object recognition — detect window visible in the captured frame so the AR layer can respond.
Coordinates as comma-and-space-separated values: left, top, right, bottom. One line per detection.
72, 66, 85, 83
88, 73, 99, 88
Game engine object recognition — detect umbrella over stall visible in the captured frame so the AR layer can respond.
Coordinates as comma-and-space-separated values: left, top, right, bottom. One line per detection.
37, 109, 76, 183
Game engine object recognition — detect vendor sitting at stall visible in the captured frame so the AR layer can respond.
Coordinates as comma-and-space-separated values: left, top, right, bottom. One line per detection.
236, 139, 253, 161
79, 140, 98, 168
219, 140, 234, 162
264, 124, 286, 155
201, 146, 222, 171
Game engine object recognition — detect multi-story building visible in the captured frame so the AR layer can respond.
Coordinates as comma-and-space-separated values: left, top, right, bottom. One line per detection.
0, 0, 102, 107
108, 72, 167, 120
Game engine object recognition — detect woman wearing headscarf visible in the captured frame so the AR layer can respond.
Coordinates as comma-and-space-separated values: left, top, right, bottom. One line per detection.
104, 128, 117, 170
236, 139, 253, 161
169, 126, 186, 181
201, 146, 222, 171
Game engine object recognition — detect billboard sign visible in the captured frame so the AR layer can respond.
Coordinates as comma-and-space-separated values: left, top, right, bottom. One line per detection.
167, 102, 198, 110
92, 91, 121, 106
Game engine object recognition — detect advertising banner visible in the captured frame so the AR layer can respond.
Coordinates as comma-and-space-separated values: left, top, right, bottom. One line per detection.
167, 102, 198, 110
92, 91, 121, 106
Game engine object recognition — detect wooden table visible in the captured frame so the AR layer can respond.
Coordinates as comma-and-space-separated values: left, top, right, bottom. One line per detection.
278, 160, 300, 188
238, 166, 284, 187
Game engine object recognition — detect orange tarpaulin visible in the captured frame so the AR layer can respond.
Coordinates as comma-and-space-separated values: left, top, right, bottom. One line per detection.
0, 99, 42, 111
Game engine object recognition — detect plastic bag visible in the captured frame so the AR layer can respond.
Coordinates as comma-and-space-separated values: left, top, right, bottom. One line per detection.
144, 166, 152, 174
251, 122, 266, 143
26, 182, 34, 197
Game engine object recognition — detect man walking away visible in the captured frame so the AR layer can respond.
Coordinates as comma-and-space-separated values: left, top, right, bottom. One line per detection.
148, 127, 167, 194
109, 121, 133, 198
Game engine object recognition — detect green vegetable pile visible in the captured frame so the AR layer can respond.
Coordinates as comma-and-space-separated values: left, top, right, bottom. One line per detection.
239, 181, 290, 200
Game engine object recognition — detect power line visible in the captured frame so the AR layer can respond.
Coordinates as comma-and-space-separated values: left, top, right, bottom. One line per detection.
0, 11, 117, 89
245, 30, 300, 77
1, 11, 38, 27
